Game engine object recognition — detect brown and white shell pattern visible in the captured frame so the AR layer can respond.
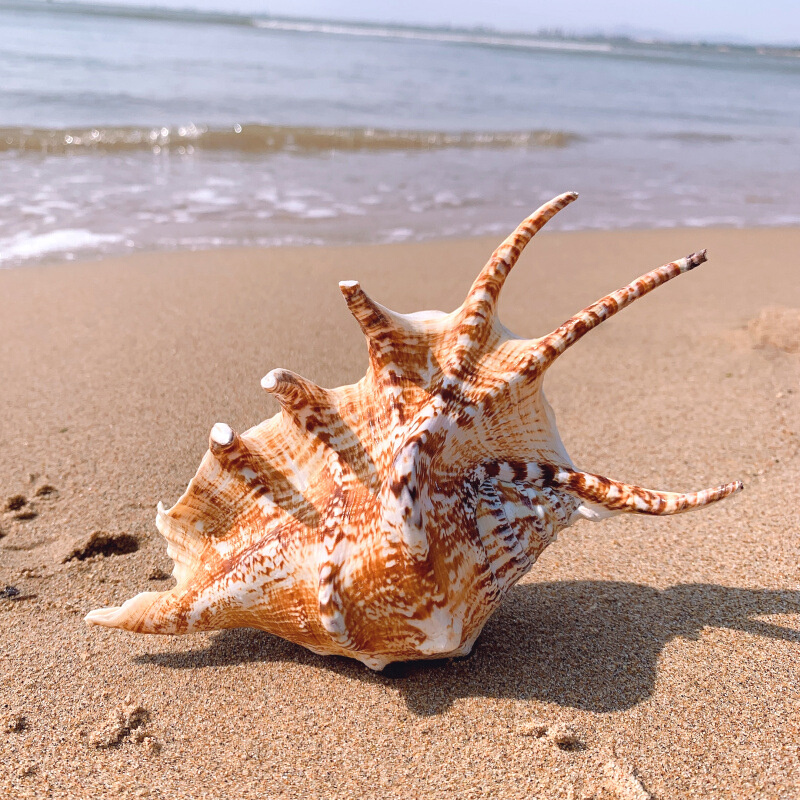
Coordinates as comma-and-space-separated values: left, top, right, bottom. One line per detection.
86, 192, 743, 670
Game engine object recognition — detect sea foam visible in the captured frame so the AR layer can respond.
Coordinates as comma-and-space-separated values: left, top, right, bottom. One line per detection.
0, 229, 124, 264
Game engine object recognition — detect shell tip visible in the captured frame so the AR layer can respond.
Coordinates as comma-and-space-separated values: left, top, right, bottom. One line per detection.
85, 605, 123, 627
210, 422, 234, 447
685, 249, 708, 270
261, 371, 278, 391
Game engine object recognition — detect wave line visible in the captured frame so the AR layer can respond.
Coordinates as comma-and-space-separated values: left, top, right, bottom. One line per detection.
0, 124, 581, 155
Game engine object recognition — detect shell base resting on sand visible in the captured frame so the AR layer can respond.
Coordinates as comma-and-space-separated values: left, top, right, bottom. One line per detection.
86, 192, 742, 670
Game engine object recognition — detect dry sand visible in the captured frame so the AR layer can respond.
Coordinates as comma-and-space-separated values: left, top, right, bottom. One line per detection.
0, 227, 798, 799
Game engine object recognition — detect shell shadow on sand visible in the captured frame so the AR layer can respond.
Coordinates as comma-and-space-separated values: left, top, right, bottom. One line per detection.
135, 579, 800, 716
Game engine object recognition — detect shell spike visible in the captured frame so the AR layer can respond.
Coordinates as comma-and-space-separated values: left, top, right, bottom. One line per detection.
209, 422, 236, 453
525, 250, 707, 374
85, 588, 186, 633
338, 280, 398, 341
459, 192, 578, 320
447, 192, 578, 374
262, 368, 333, 426
546, 465, 743, 516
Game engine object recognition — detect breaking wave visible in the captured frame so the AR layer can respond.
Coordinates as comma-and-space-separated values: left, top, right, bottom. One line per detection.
0, 124, 580, 156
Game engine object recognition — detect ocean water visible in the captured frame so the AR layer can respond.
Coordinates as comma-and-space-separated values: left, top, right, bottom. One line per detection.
1, 1, 800, 267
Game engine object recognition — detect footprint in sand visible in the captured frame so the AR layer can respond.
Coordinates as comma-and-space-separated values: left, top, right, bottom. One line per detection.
63, 530, 140, 562
748, 306, 800, 354
3, 483, 60, 523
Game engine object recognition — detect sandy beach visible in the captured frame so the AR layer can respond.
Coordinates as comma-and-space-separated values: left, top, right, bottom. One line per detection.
1, 226, 798, 799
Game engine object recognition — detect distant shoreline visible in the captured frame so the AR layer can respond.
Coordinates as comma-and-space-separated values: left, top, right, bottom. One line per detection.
3, 0, 799, 51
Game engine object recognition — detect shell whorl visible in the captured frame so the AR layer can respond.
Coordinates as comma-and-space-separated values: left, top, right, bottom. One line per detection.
85, 193, 743, 669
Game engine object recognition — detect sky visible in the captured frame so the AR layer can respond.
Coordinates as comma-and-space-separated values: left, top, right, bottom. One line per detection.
100, 0, 800, 45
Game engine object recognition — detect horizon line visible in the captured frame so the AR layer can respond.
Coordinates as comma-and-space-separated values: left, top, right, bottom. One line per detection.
3, 0, 800, 50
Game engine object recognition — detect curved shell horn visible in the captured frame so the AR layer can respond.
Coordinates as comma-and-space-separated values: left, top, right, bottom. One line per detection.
525, 249, 707, 375
447, 191, 578, 374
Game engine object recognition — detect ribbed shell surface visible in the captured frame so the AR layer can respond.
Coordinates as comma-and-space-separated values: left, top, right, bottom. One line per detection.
86, 193, 742, 670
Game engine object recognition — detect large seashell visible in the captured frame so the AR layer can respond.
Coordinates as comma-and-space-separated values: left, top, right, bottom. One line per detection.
86, 193, 742, 670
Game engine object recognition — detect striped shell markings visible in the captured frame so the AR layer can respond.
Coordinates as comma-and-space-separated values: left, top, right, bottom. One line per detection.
85, 193, 743, 670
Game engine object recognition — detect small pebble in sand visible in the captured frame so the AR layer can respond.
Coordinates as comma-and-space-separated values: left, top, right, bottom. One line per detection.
131, 728, 148, 743
89, 702, 149, 749
16, 761, 38, 778
3, 710, 27, 732
148, 568, 172, 581
143, 736, 162, 755
130, 727, 161, 753
1, 585, 21, 600
547, 722, 581, 748
602, 759, 652, 800
517, 720, 549, 738
18, 568, 44, 579
516, 720, 582, 749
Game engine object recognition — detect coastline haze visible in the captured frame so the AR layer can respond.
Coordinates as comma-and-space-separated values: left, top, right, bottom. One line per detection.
55, 0, 800, 47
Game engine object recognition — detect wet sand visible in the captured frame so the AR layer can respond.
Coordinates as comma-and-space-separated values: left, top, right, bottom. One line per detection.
1, 227, 799, 799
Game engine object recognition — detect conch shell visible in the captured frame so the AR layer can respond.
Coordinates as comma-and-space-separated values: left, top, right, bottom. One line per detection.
86, 192, 742, 670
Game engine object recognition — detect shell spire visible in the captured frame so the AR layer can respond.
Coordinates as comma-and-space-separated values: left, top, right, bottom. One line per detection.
86, 192, 743, 672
